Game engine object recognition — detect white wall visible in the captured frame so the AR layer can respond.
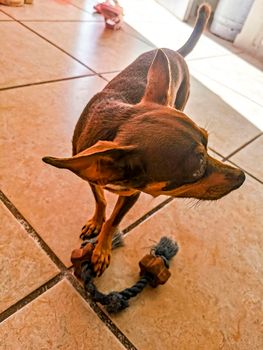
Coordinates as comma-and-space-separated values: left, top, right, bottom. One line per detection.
234, 0, 263, 58
188, 0, 219, 19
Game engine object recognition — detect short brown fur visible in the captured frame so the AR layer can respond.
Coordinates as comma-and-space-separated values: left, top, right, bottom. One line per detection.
43, 4, 245, 276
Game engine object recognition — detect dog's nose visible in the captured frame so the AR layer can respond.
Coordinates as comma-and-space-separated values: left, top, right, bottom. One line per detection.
225, 169, 246, 190
237, 170, 246, 187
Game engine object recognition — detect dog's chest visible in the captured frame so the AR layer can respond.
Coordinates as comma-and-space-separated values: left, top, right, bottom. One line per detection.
104, 184, 138, 196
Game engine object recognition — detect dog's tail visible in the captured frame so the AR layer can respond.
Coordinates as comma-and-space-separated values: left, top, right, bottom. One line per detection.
177, 3, 211, 57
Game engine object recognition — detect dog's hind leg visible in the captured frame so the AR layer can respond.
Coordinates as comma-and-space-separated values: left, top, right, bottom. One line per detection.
80, 183, 106, 240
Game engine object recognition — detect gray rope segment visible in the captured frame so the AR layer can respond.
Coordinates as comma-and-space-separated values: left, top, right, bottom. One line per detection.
80, 235, 179, 313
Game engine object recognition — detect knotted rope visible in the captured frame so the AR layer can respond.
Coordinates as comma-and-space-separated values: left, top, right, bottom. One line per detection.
71, 234, 179, 313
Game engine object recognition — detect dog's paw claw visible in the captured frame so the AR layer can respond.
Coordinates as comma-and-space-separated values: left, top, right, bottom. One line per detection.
80, 219, 104, 240
91, 246, 111, 276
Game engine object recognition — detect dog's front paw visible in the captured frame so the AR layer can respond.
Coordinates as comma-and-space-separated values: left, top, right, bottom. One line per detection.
91, 244, 111, 277
80, 218, 104, 240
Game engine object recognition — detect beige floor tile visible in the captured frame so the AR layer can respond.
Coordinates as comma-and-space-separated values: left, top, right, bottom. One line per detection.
0, 11, 11, 20
187, 67, 263, 132
185, 76, 260, 156
237, 51, 263, 72
0, 76, 166, 266
121, 0, 173, 23
0, 279, 125, 350
71, 0, 179, 48
122, 22, 155, 47
69, 0, 98, 13
97, 175, 263, 350
102, 72, 121, 81
122, 19, 234, 60
0, 0, 100, 21
24, 21, 153, 72
69, 0, 155, 46
0, 202, 59, 313
0, 22, 91, 89
70, 0, 155, 46
230, 135, 263, 181
188, 55, 263, 108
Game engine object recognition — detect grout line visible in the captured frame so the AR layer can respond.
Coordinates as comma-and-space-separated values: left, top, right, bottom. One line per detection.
0, 74, 96, 91
0, 9, 16, 19
123, 197, 174, 235
64, 196, 176, 271
0, 188, 160, 349
0, 9, 99, 75
122, 26, 155, 48
64, 1, 239, 55
186, 53, 234, 62
19, 22, 98, 74
97, 70, 122, 82
0, 12, 153, 80
0, 190, 67, 271
0, 188, 137, 349
0, 190, 137, 349
208, 146, 263, 184
0, 70, 122, 92
67, 273, 138, 350
97, 74, 110, 82
209, 146, 263, 184
208, 147, 224, 159
99, 69, 121, 75
20, 19, 103, 22
22, 0, 155, 50
0, 10, 138, 85
223, 132, 263, 161
96, 69, 122, 82
226, 160, 263, 185
0, 273, 64, 323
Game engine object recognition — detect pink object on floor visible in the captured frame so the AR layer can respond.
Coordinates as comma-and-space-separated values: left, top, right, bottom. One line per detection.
94, 1, 124, 30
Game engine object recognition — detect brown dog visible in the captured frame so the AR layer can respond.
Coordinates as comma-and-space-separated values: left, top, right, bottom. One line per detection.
43, 4, 245, 276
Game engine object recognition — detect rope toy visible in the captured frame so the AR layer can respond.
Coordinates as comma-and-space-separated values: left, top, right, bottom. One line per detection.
71, 234, 179, 313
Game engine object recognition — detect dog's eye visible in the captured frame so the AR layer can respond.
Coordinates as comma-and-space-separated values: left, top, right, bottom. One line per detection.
193, 156, 206, 178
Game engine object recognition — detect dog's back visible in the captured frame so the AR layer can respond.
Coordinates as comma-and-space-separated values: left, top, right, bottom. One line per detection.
72, 4, 211, 155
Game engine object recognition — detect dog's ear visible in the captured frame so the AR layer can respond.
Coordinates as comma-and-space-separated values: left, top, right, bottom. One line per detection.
42, 140, 135, 185
141, 49, 172, 106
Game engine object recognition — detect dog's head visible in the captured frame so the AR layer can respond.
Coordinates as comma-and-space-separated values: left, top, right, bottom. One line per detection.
43, 50, 245, 200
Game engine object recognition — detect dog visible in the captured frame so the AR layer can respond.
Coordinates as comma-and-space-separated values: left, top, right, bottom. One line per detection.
43, 4, 245, 276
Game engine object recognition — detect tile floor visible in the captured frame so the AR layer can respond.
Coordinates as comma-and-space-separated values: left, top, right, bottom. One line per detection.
0, 1, 262, 349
